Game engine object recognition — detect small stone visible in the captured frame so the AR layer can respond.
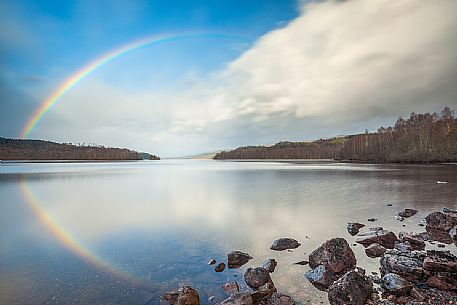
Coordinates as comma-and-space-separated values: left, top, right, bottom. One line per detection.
208, 259, 216, 265
293, 260, 309, 265
262, 259, 277, 273
270, 238, 301, 251
368, 218, 377, 222
208, 296, 216, 302
215, 262, 226, 272
438, 243, 446, 248
347, 222, 365, 236
162, 286, 201, 305
227, 251, 252, 269
387, 204, 393, 207
397, 208, 418, 218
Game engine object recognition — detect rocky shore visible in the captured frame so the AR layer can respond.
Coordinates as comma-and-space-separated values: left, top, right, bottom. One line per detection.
162, 209, 457, 305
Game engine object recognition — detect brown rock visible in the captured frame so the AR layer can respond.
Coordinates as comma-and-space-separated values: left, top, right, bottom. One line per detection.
398, 232, 426, 250
222, 282, 240, 295
426, 274, 457, 290
347, 223, 365, 236
425, 211, 457, 231
227, 251, 252, 269
244, 267, 273, 290
163, 286, 201, 305
309, 237, 356, 274
327, 268, 373, 305
270, 238, 301, 251
423, 250, 457, 273
365, 243, 386, 258
397, 208, 418, 218
215, 262, 226, 272
250, 283, 276, 304
356, 230, 399, 249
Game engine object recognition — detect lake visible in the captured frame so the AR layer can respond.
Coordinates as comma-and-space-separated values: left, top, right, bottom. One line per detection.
1, 160, 456, 305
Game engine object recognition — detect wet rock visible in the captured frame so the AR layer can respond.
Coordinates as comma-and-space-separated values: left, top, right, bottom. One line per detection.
244, 267, 273, 290
443, 207, 457, 214
369, 227, 383, 231
270, 238, 301, 251
347, 223, 365, 236
293, 260, 309, 265
395, 216, 404, 222
382, 273, 413, 296
387, 204, 393, 207
398, 232, 426, 250
368, 218, 377, 222
267, 293, 296, 305
380, 249, 426, 283
208, 259, 216, 265
437, 243, 446, 248
309, 238, 356, 274
356, 230, 399, 249
209, 296, 216, 302
425, 211, 457, 231
163, 286, 201, 305
219, 292, 253, 305
450, 225, 457, 245
426, 274, 457, 290
262, 259, 277, 273
365, 243, 386, 258
304, 264, 335, 291
397, 208, 418, 218
327, 268, 373, 305
368, 274, 382, 284
215, 262, 226, 272
228, 251, 253, 269
393, 242, 412, 252
222, 282, 240, 295
423, 250, 457, 273
250, 283, 276, 304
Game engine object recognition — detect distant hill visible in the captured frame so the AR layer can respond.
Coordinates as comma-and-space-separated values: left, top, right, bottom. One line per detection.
183, 150, 225, 159
214, 107, 457, 163
0, 137, 160, 161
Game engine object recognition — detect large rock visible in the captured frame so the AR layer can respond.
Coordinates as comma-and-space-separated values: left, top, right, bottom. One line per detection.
356, 230, 398, 249
398, 232, 426, 250
270, 238, 301, 251
380, 249, 426, 283
397, 208, 418, 218
347, 223, 365, 236
227, 251, 253, 269
423, 250, 457, 273
327, 268, 373, 305
304, 264, 335, 291
219, 292, 253, 305
365, 243, 386, 258
425, 211, 457, 231
382, 273, 413, 296
262, 259, 277, 273
244, 267, 273, 290
309, 238, 356, 274
163, 286, 201, 305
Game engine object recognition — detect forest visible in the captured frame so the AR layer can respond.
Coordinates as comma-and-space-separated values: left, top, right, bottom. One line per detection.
0, 138, 160, 161
214, 108, 457, 163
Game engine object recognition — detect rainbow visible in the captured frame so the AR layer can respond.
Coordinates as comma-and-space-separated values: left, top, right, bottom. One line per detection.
19, 179, 158, 290
21, 33, 247, 139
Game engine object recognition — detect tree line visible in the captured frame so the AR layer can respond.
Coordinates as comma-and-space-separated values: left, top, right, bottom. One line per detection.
214, 107, 457, 163
0, 138, 160, 160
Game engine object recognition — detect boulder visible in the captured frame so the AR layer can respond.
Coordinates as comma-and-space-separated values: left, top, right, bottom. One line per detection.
425, 211, 457, 231
347, 223, 365, 236
262, 259, 277, 273
356, 230, 398, 249
270, 238, 301, 251
304, 264, 335, 291
423, 250, 457, 273
380, 249, 426, 283
309, 238, 356, 274
327, 268, 373, 305
219, 292, 253, 305
382, 273, 413, 296
215, 262, 226, 272
398, 232, 426, 250
397, 208, 418, 218
365, 243, 386, 258
244, 267, 273, 290
163, 286, 201, 305
228, 251, 252, 269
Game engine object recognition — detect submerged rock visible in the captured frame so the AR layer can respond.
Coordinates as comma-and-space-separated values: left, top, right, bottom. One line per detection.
262, 259, 277, 273
382, 273, 413, 296
208, 259, 216, 265
244, 267, 273, 290
270, 238, 301, 251
327, 268, 373, 305
356, 230, 398, 249
227, 251, 252, 269
219, 292, 253, 305
162, 286, 201, 305
347, 223, 365, 236
215, 262, 226, 272
365, 243, 386, 258
397, 208, 418, 218
250, 283, 276, 304
222, 282, 240, 295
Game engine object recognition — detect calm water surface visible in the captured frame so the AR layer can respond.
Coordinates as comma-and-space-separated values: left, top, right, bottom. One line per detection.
1, 160, 456, 305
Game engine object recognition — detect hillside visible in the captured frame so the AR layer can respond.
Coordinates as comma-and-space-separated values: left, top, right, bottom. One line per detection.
0, 138, 160, 161
214, 107, 457, 163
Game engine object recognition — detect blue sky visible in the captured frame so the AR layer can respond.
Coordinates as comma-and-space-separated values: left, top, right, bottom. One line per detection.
1, 0, 456, 156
